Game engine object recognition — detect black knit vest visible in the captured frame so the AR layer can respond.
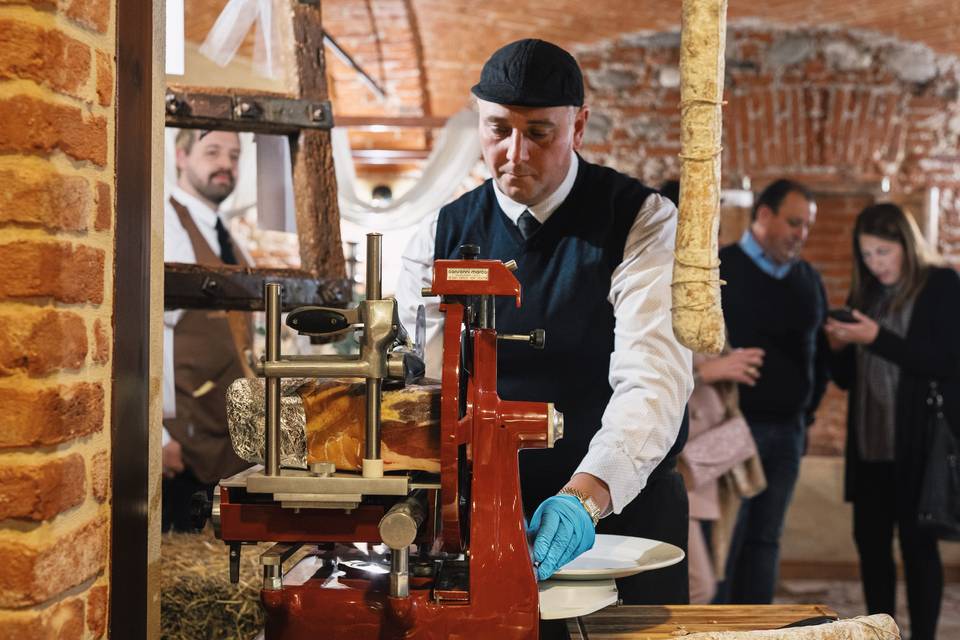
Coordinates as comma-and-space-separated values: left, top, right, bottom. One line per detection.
434, 156, 686, 512
719, 244, 827, 422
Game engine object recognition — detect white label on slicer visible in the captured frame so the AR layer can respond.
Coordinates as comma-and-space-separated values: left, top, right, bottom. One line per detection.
447, 268, 489, 281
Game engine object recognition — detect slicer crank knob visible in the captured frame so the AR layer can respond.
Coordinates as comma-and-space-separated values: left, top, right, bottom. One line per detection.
529, 329, 546, 349
458, 244, 480, 260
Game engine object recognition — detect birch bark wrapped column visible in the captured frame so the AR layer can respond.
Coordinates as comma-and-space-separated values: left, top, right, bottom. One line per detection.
673, 0, 728, 354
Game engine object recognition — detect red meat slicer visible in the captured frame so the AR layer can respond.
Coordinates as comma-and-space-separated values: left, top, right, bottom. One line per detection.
213, 234, 564, 639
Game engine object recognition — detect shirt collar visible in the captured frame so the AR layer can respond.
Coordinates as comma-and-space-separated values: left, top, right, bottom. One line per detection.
170, 185, 221, 230
738, 229, 794, 279
492, 150, 579, 225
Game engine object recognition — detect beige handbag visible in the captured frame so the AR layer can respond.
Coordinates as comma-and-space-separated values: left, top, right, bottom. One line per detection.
681, 412, 757, 490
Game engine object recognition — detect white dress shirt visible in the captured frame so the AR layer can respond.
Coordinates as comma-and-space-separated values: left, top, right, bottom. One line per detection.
395, 152, 693, 514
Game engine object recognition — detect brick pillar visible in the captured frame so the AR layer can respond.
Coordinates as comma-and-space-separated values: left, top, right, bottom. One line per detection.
0, 0, 115, 638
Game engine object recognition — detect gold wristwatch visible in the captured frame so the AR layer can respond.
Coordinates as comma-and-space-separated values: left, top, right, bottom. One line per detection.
557, 487, 602, 526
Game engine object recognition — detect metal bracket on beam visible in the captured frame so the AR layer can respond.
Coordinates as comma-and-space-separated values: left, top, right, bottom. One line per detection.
165, 88, 334, 133
164, 263, 351, 312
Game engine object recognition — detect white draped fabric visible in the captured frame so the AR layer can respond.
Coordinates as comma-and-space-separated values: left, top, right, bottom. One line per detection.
331, 109, 482, 230
197, 0, 281, 78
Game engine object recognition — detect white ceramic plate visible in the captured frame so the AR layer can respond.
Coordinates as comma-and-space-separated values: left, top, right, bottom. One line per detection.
538, 578, 618, 620
550, 534, 685, 581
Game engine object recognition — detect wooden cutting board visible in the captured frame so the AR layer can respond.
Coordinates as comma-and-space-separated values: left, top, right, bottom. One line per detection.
567, 605, 840, 639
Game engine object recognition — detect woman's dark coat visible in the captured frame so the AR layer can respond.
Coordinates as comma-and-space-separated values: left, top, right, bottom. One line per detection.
830, 267, 960, 507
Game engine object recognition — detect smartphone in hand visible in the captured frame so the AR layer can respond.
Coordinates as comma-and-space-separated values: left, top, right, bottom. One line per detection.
827, 308, 857, 323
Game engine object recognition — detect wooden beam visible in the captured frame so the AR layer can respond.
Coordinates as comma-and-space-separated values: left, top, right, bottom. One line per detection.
352, 149, 430, 163
291, 1, 347, 279
112, 0, 152, 635
165, 85, 333, 133
164, 263, 351, 311
335, 115, 449, 129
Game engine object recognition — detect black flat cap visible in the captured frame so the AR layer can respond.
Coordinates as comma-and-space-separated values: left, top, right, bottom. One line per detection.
471, 39, 584, 108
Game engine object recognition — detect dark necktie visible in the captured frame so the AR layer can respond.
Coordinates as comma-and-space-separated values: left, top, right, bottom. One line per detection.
215, 217, 238, 265
517, 210, 541, 240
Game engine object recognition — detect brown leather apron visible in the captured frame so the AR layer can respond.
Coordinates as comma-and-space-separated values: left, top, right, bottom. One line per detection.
165, 197, 253, 484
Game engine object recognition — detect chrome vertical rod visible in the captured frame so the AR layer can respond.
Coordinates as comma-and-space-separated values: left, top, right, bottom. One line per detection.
264, 283, 282, 477
365, 378, 382, 460
364, 233, 383, 468
389, 546, 410, 598
365, 233, 382, 301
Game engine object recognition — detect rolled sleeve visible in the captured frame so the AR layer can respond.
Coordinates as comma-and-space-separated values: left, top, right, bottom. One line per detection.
575, 193, 694, 514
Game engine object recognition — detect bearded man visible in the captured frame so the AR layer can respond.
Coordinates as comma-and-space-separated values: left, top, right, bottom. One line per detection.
162, 129, 252, 531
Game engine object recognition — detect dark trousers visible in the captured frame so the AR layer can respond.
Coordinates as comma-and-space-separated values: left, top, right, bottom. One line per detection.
162, 467, 214, 533
596, 469, 689, 604
853, 461, 943, 640
718, 416, 805, 604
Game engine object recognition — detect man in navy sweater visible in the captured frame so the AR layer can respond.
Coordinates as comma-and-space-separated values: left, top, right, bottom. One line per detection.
716, 179, 829, 604
397, 39, 694, 603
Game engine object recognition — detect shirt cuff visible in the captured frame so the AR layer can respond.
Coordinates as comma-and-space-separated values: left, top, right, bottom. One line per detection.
574, 441, 650, 517
162, 426, 171, 448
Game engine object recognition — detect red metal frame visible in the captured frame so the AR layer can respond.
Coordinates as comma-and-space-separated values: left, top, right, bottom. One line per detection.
219, 259, 549, 639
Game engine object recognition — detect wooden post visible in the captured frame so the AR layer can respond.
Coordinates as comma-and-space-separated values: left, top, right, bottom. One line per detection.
291, 1, 346, 279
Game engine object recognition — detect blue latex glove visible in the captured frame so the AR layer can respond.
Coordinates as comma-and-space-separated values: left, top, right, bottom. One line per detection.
528, 494, 596, 581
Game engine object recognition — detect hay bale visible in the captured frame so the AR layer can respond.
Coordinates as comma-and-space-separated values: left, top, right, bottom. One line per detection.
161, 528, 264, 640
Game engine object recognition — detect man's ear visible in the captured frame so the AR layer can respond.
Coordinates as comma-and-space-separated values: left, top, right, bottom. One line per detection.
755, 204, 776, 226
572, 105, 590, 150
175, 147, 188, 175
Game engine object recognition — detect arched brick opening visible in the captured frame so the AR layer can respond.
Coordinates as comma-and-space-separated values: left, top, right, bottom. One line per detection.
578, 24, 960, 454
323, 0, 433, 169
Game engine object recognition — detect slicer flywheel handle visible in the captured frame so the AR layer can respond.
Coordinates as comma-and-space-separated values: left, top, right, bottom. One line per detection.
497, 328, 546, 350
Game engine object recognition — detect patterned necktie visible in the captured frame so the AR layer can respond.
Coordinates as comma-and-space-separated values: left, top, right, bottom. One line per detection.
517, 210, 541, 240
215, 217, 238, 265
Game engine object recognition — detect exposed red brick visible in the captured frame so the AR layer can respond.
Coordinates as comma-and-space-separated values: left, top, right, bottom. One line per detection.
86, 584, 107, 638
0, 0, 57, 7
0, 516, 107, 607
63, 0, 110, 34
0, 241, 104, 304
0, 165, 91, 231
90, 449, 108, 503
94, 180, 111, 231
0, 19, 91, 99
0, 95, 107, 166
0, 597, 85, 640
0, 382, 104, 448
92, 318, 110, 364
95, 50, 112, 107
0, 310, 88, 377
0, 453, 85, 520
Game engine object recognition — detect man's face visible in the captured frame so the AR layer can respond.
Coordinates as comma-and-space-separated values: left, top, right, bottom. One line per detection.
476, 99, 588, 206
754, 191, 817, 264
176, 131, 241, 206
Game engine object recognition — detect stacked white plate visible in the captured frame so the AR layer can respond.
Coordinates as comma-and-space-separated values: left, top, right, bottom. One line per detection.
539, 535, 685, 620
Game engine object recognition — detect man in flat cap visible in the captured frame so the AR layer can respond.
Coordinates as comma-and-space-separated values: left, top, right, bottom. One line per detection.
397, 39, 693, 603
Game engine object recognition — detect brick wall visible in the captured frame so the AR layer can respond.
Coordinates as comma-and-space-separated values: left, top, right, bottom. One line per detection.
578, 25, 960, 454
323, 0, 432, 156
0, 0, 115, 637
